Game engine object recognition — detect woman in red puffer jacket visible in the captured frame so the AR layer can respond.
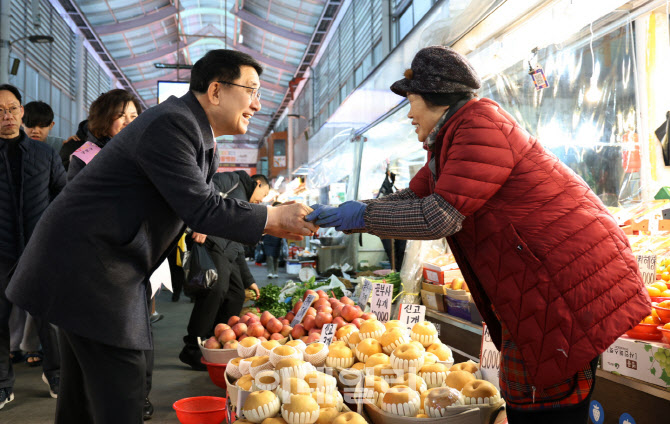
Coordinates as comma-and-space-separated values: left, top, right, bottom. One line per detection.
307, 46, 650, 424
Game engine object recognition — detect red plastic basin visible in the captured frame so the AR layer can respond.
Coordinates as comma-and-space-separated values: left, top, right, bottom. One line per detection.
201, 357, 228, 390
173, 396, 227, 424
625, 323, 662, 341
654, 304, 670, 324
659, 326, 670, 345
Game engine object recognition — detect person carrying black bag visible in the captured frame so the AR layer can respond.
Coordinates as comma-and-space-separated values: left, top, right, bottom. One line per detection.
179, 171, 270, 370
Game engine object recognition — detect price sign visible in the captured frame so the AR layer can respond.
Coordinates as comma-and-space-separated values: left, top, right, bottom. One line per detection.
358, 278, 373, 306
319, 323, 337, 345
370, 283, 393, 323
291, 294, 317, 327
479, 323, 501, 390
636, 254, 657, 285
397, 304, 426, 331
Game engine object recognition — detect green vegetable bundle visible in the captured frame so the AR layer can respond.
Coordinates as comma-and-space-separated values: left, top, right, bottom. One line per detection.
254, 284, 290, 318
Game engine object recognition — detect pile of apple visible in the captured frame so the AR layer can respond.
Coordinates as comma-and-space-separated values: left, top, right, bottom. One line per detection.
283, 289, 377, 343
202, 311, 293, 350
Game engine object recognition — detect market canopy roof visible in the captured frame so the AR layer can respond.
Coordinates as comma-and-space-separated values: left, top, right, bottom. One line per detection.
60, 0, 341, 142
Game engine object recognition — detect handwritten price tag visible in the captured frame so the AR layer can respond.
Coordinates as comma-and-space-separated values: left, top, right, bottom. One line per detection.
319, 323, 337, 345
358, 278, 373, 306
291, 294, 317, 327
636, 254, 657, 285
397, 304, 426, 331
370, 283, 393, 323
479, 323, 500, 390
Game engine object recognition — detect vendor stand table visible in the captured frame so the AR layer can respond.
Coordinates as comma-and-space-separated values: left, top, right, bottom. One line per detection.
425, 309, 670, 423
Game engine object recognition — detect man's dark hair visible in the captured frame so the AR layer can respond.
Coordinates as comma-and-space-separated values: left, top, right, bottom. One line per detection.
0, 84, 22, 104
421, 92, 471, 107
23, 101, 54, 128
88, 89, 142, 138
251, 174, 269, 186
190, 50, 263, 94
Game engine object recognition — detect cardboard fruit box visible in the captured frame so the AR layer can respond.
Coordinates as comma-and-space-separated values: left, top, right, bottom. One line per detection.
423, 262, 461, 285
422, 290, 446, 313
601, 336, 670, 389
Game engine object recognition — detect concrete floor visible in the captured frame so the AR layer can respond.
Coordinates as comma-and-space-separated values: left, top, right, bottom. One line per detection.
1, 260, 292, 423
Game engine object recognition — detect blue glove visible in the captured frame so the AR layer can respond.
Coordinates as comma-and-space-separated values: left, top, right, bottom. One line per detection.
305, 203, 333, 222
311, 201, 367, 231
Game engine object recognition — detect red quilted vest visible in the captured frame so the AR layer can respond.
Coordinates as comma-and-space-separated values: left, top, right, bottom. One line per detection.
409, 98, 650, 388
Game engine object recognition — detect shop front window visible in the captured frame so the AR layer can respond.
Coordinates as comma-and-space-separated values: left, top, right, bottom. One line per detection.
477, 23, 638, 206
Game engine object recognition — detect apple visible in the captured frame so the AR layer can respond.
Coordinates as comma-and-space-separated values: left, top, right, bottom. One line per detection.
214, 323, 230, 338
333, 304, 345, 318
308, 327, 321, 336
315, 312, 333, 328
340, 296, 355, 306
238, 334, 248, 342
219, 328, 237, 344
352, 318, 364, 329
308, 333, 321, 343
313, 298, 330, 309
280, 318, 290, 326
305, 307, 317, 317
228, 316, 240, 327
341, 305, 362, 322
280, 324, 292, 337
293, 301, 303, 314
270, 333, 284, 340
258, 337, 267, 342
247, 316, 259, 325
223, 340, 238, 349
247, 323, 265, 338
203, 336, 221, 349
266, 318, 283, 334
328, 298, 339, 306
291, 324, 306, 339
285, 312, 295, 323
316, 305, 333, 315
301, 336, 310, 343
232, 323, 248, 338
260, 311, 274, 326
239, 315, 250, 325
263, 329, 271, 339
317, 290, 328, 299
303, 315, 317, 331
332, 317, 346, 329
303, 290, 318, 301
361, 312, 377, 321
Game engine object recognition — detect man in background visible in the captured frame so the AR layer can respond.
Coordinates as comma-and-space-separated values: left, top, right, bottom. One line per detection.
22, 101, 64, 152
179, 172, 270, 370
0, 84, 65, 410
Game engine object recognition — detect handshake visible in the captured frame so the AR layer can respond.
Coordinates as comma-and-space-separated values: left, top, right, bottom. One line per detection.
264, 201, 367, 239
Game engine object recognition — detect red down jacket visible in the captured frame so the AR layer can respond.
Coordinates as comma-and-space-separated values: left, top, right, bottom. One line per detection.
409, 98, 650, 388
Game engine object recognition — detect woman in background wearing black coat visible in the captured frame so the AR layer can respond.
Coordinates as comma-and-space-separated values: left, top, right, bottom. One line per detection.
262, 202, 283, 278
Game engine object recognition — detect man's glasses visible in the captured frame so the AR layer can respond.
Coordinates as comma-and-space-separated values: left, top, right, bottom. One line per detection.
0, 106, 21, 116
217, 81, 261, 101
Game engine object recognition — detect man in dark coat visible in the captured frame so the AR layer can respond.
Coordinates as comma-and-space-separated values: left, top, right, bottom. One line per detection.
0, 84, 65, 410
179, 171, 269, 370
5, 50, 316, 423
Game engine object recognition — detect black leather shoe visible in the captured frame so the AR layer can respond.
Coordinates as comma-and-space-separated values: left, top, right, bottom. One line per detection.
143, 398, 154, 420
178, 347, 206, 371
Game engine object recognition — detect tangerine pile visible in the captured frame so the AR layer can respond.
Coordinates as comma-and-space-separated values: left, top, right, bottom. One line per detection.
646, 281, 670, 298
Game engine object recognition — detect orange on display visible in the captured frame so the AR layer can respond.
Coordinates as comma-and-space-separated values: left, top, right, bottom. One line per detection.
647, 286, 662, 297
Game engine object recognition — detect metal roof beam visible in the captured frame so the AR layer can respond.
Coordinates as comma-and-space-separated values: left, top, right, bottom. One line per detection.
96, 5, 178, 35
234, 8, 310, 44
263, 0, 343, 139
57, 0, 146, 109
134, 71, 191, 90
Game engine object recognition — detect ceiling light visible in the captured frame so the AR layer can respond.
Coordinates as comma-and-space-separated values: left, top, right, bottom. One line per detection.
154, 63, 193, 69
